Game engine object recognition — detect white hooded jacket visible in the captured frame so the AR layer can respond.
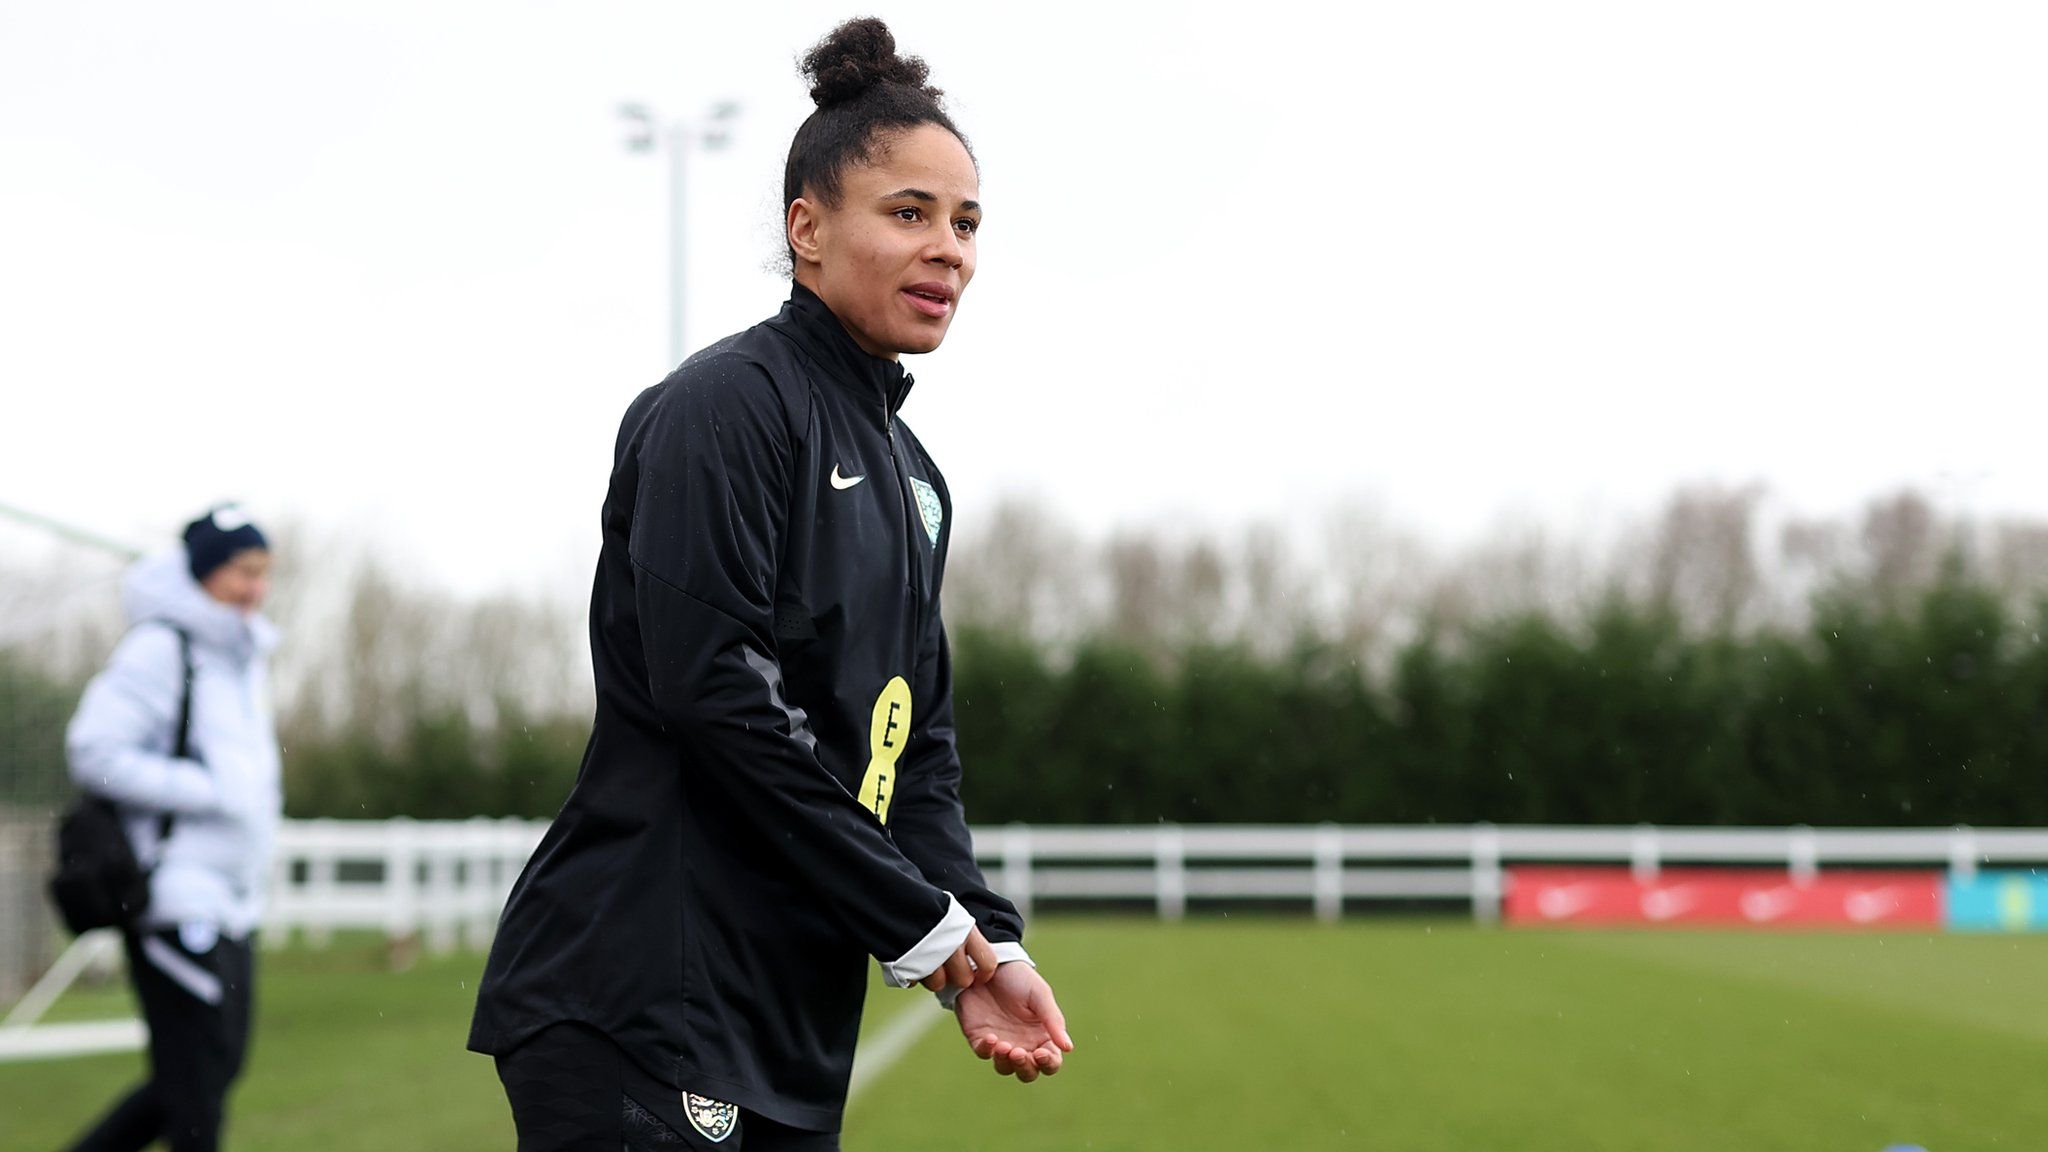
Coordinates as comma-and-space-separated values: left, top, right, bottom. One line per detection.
65, 549, 282, 937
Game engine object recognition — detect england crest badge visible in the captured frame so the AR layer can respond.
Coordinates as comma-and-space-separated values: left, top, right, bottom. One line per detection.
683, 1092, 738, 1143
909, 477, 943, 545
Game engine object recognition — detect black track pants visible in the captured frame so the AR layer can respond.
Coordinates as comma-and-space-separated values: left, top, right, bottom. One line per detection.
64, 927, 254, 1152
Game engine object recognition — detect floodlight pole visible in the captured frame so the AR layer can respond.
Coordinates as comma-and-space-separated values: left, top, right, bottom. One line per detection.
619, 101, 741, 367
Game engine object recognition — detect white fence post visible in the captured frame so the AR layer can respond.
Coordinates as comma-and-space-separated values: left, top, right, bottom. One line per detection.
307, 818, 338, 949
266, 837, 295, 951
384, 816, 419, 947
1788, 825, 1819, 884
462, 817, 497, 952
1949, 825, 1979, 882
1002, 824, 1033, 921
1156, 825, 1186, 921
1630, 823, 1661, 882
1471, 823, 1502, 924
425, 840, 460, 955
1313, 824, 1343, 923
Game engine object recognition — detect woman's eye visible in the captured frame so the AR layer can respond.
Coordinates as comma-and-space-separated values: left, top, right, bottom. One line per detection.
896, 207, 921, 222
955, 218, 979, 235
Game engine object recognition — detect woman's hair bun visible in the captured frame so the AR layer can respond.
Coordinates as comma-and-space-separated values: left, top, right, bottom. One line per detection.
801, 17, 940, 107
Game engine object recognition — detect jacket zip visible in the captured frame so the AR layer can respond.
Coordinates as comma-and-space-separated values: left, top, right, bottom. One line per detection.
879, 386, 925, 608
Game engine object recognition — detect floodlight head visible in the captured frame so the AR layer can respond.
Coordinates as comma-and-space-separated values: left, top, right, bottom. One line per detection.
618, 103, 656, 152
701, 101, 740, 150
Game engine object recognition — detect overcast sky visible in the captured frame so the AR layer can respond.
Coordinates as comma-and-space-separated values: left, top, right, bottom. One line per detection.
3, 1, 2044, 595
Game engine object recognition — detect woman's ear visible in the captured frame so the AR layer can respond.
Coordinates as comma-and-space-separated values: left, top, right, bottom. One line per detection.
787, 198, 824, 269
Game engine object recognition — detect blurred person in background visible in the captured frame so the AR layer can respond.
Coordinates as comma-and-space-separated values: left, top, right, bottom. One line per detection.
58, 506, 280, 1152
469, 16, 1071, 1151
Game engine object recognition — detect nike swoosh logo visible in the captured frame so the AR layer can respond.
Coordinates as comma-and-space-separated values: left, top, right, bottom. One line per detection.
830, 465, 865, 490
1536, 884, 1598, 920
1844, 888, 1899, 923
1641, 885, 1697, 921
1740, 885, 1801, 922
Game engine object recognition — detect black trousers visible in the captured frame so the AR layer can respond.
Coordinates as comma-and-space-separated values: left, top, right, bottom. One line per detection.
64, 927, 254, 1152
497, 1022, 841, 1151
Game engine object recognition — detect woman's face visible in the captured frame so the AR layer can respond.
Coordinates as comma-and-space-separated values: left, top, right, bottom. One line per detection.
202, 549, 273, 614
789, 123, 981, 360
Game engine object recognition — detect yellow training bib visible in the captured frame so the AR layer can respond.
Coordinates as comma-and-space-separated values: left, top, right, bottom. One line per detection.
858, 676, 912, 823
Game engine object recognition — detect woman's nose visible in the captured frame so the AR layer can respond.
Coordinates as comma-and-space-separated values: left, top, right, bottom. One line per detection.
926, 229, 964, 269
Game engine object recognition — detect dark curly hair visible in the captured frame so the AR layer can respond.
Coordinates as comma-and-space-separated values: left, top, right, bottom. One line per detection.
782, 17, 973, 271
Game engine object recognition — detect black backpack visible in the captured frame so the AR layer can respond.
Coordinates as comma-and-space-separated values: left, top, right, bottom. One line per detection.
48, 625, 195, 935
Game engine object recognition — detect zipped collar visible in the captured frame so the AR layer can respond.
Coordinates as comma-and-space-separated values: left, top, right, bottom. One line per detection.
767, 282, 916, 416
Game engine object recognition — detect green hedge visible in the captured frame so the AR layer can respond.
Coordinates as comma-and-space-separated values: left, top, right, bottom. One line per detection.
11, 572, 2044, 825
950, 576, 2048, 827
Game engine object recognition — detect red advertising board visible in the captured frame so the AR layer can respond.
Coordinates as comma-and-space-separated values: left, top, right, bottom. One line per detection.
1504, 867, 1942, 928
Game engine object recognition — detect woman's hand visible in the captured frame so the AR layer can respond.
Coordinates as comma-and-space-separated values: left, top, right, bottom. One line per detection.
920, 925, 999, 992
953, 962, 1074, 1082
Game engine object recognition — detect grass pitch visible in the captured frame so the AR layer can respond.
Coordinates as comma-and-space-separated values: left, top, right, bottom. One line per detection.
4, 919, 2041, 1150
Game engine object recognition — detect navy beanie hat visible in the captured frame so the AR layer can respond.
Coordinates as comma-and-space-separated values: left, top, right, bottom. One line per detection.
183, 505, 269, 583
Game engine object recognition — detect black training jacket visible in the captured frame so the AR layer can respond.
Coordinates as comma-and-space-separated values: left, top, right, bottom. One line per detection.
468, 284, 1025, 1130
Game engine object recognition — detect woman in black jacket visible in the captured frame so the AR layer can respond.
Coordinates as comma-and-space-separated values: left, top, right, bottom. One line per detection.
470, 17, 1071, 1151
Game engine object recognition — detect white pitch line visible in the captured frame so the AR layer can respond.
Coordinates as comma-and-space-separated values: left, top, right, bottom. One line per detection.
0, 1019, 147, 1063
846, 1002, 946, 1103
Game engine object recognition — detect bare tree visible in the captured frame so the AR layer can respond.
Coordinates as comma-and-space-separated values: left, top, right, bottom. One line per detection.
1236, 520, 1317, 657
1636, 484, 1766, 631
1861, 491, 1942, 609
1103, 532, 1173, 655
1176, 539, 1230, 648
1988, 520, 2048, 602
1320, 502, 1432, 661
943, 498, 1087, 641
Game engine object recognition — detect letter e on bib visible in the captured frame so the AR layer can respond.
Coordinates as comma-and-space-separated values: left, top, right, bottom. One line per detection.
859, 677, 912, 822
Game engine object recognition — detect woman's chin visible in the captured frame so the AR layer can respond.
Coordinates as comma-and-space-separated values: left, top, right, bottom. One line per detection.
889, 323, 951, 357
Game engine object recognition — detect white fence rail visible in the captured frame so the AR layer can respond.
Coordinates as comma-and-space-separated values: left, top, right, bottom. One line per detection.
265, 819, 2048, 954
268, 818, 546, 954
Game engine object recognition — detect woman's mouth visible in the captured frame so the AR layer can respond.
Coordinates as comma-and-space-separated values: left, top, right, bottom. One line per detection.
903, 283, 955, 319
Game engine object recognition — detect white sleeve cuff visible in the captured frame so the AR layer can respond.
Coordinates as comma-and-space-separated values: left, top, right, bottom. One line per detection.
932, 940, 1035, 1009
880, 894, 974, 988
